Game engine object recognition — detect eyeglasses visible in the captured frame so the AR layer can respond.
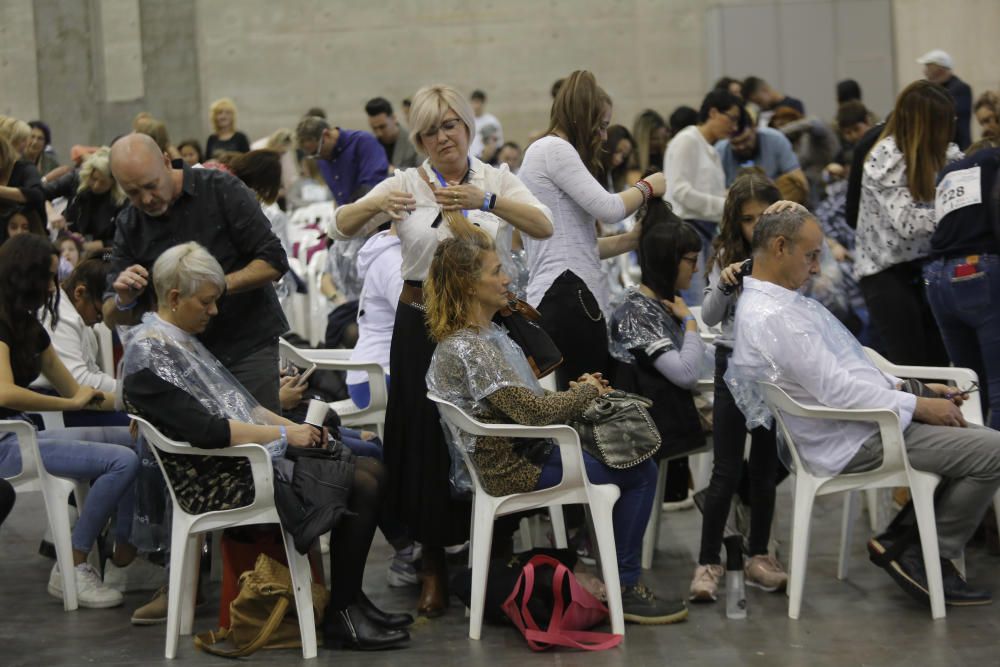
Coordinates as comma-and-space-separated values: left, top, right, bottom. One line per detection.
308, 133, 324, 159
681, 255, 700, 266
420, 118, 463, 141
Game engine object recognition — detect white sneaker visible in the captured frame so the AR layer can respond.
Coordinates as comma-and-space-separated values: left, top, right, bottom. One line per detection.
48, 562, 123, 609
104, 557, 166, 592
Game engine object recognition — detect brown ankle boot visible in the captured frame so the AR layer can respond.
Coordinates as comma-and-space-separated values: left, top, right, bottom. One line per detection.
417, 547, 448, 617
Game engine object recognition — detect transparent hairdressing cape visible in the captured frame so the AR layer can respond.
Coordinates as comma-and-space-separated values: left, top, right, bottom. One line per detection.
426, 324, 543, 494
120, 314, 270, 427
724, 283, 879, 474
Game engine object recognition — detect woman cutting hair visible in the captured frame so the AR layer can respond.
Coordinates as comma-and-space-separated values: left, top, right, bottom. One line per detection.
330, 83, 553, 617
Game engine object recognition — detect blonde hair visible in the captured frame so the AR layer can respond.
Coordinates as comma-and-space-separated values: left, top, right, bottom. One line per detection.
0, 116, 31, 153
266, 128, 293, 151
0, 137, 16, 182
408, 85, 475, 155
424, 235, 497, 342
134, 117, 170, 152
210, 98, 238, 133
78, 147, 126, 205
153, 242, 226, 303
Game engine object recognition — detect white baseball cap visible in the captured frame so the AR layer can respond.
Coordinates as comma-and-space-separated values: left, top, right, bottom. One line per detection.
917, 49, 953, 70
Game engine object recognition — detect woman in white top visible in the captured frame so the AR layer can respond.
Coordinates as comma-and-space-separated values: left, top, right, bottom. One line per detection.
519, 70, 666, 388
856, 80, 961, 366
663, 89, 743, 305
330, 84, 553, 618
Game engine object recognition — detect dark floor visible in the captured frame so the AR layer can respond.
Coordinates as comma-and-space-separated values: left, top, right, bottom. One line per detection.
3, 486, 999, 667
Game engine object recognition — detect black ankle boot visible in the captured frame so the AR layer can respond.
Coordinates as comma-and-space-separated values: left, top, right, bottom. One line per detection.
357, 590, 414, 629
323, 604, 410, 651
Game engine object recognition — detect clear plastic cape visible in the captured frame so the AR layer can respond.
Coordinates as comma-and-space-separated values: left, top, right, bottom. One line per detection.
724, 280, 879, 473
119, 314, 270, 427
608, 288, 685, 363
327, 236, 366, 302
427, 324, 544, 495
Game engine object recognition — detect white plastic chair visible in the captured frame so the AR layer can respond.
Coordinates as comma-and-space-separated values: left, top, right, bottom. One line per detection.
758, 381, 947, 619
427, 393, 625, 640
1, 419, 90, 611
93, 322, 115, 377
278, 339, 388, 440
859, 348, 995, 570
284, 257, 309, 340
131, 416, 318, 659
305, 250, 329, 348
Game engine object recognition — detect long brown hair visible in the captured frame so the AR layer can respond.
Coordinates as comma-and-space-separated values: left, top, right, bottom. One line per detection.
711, 169, 780, 270
424, 235, 496, 342
547, 70, 612, 176
878, 80, 955, 202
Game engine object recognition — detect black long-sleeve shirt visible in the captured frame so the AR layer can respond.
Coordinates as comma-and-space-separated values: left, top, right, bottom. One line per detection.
6, 160, 45, 222
107, 161, 290, 366
43, 171, 124, 244
944, 75, 973, 151
124, 368, 231, 447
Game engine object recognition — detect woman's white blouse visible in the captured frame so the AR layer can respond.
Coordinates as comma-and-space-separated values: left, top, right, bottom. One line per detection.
331, 157, 552, 282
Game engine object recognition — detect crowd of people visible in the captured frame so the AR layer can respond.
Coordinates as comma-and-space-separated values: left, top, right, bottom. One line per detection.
2, 44, 1000, 654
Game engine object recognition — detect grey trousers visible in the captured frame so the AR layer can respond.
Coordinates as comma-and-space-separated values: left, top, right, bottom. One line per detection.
843, 423, 1000, 559
225, 342, 281, 414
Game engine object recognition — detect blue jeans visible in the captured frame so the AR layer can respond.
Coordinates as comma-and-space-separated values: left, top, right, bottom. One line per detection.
347, 374, 390, 410
0, 425, 138, 553
924, 254, 1000, 429
535, 448, 657, 587
339, 427, 383, 460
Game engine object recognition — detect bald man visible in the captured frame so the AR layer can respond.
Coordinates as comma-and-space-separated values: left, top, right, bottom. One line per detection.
105, 133, 289, 410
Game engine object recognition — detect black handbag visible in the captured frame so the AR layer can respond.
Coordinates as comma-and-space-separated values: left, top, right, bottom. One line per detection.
570, 390, 661, 469
495, 292, 563, 379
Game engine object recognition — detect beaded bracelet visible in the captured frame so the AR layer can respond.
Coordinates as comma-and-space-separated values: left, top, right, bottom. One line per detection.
633, 179, 653, 202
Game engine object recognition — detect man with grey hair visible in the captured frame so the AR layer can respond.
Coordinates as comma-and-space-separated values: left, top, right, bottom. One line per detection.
105, 132, 289, 413
728, 201, 1000, 608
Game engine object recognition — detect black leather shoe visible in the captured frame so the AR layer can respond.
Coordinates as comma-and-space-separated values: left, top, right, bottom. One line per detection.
323, 605, 409, 651
881, 544, 931, 605
357, 590, 414, 629
941, 560, 992, 606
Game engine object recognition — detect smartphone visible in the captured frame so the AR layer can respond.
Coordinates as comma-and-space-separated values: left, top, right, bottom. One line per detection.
295, 364, 318, 387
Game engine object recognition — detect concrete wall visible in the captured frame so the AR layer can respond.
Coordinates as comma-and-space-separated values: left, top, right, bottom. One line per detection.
892, 0, 1000, 128
8, 0, 999, 160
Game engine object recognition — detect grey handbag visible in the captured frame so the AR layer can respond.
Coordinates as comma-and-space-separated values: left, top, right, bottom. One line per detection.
570, 390, 662, 469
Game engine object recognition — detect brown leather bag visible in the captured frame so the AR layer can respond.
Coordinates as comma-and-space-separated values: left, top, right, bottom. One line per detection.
194, 553, 328, 658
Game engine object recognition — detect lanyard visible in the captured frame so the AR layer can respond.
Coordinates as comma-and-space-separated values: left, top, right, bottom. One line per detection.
430, 159, 472, 218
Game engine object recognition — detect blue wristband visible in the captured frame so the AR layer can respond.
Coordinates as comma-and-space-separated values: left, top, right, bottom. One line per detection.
279, 425, 287, 447
682, 315, 697, 328
115, 294, 138, 311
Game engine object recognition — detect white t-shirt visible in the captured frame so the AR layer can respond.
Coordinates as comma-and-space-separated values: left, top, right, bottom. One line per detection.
518, 136, 627, 316
346, 232, 402, 386
35, 288, 117, 394
330, 158, 551, 282
663, 125, 726, 222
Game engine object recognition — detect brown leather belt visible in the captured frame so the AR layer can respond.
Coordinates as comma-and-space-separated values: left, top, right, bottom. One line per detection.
400, 282, 424, 306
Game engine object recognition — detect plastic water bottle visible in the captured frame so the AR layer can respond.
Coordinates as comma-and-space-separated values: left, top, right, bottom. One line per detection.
724, 535, 747, 619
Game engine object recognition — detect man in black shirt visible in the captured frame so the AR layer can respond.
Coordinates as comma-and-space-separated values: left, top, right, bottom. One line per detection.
104, 133, 289, 411
919, 49, 973, 150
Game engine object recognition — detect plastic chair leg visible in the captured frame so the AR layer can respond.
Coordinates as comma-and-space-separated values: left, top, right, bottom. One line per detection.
838, 492, 857, 581
588, 493, 624, 635
549, 505, 568, 548
178, 534, 201, 636
788, 483, 816, 620
865, 488, 881, 532
44, 480, 78, 611
282, 531, 318, 659
468, 498, 496, 640
516, 517, 534, 552
164, 525, 193, 659
641, 461, 668, 570
910, 476, 946, 620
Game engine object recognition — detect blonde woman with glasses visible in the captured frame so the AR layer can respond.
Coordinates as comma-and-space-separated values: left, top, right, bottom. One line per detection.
331, 83, 553, 618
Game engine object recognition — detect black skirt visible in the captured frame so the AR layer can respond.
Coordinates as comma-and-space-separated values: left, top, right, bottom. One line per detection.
382, 301, 471, 546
